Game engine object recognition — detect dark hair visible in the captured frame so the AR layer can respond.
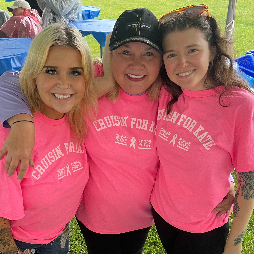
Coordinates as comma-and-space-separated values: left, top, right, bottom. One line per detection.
159, 14, 252, 113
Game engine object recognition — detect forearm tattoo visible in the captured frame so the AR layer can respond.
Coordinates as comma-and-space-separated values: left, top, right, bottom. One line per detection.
233, 171, 254, 217
234, 231, 246, 246
232, 171, 254, 246
0, 218, 19, 254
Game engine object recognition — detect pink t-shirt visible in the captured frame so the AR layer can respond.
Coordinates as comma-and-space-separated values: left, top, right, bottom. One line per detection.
76, 89, 159, 233
0, 16, 42, 38
151, 86, 254, 233
0, 113, 88, 244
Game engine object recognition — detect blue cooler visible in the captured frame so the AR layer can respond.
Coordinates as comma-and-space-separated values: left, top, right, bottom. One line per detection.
234, 51, 254, 88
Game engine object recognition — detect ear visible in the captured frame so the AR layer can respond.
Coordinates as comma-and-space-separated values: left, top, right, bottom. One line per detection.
33, 78, 37, 87
209, 46, 216, 62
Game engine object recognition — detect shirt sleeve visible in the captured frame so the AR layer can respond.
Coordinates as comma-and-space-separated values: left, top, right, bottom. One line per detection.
0, 129, 24, 220
0, 71, 32, 128
231, 102, 254, 172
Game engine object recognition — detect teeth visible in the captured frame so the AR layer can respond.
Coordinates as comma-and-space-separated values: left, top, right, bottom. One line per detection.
54, 94, 71, 99
178, 70, 193, 77
128, 74, 144, 79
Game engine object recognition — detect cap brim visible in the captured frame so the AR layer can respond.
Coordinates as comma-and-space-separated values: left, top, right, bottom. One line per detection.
109, 37, 162, 54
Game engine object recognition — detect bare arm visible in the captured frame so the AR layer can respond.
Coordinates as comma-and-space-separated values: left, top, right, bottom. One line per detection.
223, 171, 254, 254
0, 217, 21, 254
94, 32, 116, 98
0, 115, 35, 181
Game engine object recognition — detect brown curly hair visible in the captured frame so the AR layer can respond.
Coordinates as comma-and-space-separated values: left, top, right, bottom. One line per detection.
159, 14, 253, 113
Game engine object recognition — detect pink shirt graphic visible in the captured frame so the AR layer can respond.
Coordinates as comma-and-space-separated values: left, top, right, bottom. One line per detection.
151, 86, 254, 233
76, 89, 159, 233
0, 112, 89, 244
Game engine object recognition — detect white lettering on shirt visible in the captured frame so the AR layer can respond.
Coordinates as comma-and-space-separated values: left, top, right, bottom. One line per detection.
158, 110, 216, 151
32, 143, 84, 180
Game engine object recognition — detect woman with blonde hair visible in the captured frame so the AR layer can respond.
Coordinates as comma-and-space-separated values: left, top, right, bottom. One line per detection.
0, 23, 97, 254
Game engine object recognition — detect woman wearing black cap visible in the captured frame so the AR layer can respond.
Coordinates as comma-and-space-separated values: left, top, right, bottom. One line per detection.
0, 7, 234, 254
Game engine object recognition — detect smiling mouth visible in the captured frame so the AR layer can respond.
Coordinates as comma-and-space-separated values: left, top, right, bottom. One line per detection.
53, 94, 72, 99
177, 70, 195, 77
127, 74, 145, 79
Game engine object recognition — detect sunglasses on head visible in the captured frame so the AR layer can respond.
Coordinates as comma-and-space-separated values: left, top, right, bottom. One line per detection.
159, 4, 209, 24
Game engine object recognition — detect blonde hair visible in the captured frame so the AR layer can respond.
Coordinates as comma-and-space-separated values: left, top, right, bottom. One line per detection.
20, 23, 97, 142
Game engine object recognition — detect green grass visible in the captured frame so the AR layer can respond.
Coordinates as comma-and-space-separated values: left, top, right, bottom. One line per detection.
1, 1, 253, 253
1, 0, 253, 58
81, 0, 254, 59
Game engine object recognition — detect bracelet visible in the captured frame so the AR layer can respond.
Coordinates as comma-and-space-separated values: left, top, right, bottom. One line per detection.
11, 120, 34, 126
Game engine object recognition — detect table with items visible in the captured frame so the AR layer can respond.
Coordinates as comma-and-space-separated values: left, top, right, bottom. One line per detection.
69, 19, 116, 57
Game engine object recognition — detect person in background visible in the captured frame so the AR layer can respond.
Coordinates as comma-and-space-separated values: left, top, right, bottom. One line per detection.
36, 0, 82, 28
150, 4, 254, 254
0, 9, 10, 27
0, 0, 42, 39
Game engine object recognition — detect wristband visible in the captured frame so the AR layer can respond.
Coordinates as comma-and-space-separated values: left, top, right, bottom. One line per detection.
11, 120, 34, 126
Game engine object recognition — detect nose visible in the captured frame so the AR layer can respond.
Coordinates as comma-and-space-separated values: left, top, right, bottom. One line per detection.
56, 74, 70, 89
129, 56, 144, 69
177, 55, 189, 70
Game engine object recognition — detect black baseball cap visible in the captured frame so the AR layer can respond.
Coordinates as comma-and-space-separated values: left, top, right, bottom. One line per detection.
109, 8, 162, 54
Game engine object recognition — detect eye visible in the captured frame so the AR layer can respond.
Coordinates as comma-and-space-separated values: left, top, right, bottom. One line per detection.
189, 48, 198, 53
144, 51, 154, 57
164, 53, 176, 59
70, 70, 82, 76
45, 68, 57, 75
122, 50, 131, 55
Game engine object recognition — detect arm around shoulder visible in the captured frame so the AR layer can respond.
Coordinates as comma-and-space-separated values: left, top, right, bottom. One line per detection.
0, 71, 32, 128
94, 33, 116, 98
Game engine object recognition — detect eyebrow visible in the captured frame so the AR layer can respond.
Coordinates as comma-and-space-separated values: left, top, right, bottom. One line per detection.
123, 44, 154, 50
163, 44, 201, 54
43, 66, 84, 70
186, 44, 201, 48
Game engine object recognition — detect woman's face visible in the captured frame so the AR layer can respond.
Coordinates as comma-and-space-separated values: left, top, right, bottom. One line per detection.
163, 27, 215, 91
35, 46, 87, 119
111, 42, 162, 95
